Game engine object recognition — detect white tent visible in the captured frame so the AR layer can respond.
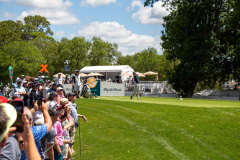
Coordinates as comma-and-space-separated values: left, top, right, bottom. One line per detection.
80, 65, 134, 82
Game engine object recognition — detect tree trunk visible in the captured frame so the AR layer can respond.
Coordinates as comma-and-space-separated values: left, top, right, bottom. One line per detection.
183, 81, 197, 98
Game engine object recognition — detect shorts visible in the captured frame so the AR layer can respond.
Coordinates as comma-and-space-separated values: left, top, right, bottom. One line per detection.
70, 128, 76, 143
62, 144, 69, 158
74, 85, 81, 92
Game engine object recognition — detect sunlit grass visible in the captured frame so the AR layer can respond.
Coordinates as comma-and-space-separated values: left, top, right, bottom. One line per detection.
72, 97, 240, 160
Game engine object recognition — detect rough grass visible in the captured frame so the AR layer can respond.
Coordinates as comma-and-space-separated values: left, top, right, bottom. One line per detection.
72, 97, 240, 160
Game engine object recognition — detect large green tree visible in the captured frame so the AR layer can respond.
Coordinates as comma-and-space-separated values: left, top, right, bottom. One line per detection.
88, 36, 121, 66
145, 0, 239, 97
0, 41, 43, 83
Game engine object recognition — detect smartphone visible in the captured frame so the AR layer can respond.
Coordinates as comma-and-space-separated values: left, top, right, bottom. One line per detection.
8, 100, 24, 132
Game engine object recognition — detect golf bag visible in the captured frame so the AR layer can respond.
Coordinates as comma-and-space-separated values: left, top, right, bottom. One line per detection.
81, 80, 92, 98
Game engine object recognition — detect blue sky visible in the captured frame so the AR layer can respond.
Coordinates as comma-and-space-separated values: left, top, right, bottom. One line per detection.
0, 0, 169, 55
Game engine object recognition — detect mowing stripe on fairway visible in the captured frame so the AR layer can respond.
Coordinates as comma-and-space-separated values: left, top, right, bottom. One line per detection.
81, 104, 190, 160
96, 102, 231, 160
99, 97, 240, 108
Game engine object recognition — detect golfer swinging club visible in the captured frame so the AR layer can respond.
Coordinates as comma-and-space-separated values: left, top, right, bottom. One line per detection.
130, 72, 140, 100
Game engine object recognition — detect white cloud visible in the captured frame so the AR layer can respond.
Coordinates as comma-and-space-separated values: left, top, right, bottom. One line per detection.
55, 31, 66, 37
81, 0, 117, 7
4, 12, 16, 18
128, 0, 169, 25
78, 21, 161, 55
0, 0, 11, 1
16, 0, 80, 25
16, 0, 72, 8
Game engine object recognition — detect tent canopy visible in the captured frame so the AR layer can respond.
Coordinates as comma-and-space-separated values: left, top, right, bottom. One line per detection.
80, 65, 134, 73
80, 65, 134, 82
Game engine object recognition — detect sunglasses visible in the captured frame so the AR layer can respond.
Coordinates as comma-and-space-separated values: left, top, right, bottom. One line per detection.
18, 140, 24, 144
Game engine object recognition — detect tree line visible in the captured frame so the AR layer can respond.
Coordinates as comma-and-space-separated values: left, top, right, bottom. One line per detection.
0, 15, 173, 85
145, 0, 240, 97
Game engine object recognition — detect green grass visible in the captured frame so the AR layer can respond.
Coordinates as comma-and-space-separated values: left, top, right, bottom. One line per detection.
72, 97, 240, 160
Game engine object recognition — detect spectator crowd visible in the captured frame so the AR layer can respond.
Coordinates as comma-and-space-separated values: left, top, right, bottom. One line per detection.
0, 71, 87, 160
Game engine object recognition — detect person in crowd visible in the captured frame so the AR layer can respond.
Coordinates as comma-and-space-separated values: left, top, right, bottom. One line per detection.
38, 80, 44, 101
29, 83, 39, 109
3, 85, 9, 97
68, 92, 87, 152
0, 100, 42, 160
60, 111, 72, 160
53, 108, 65, 160
15, 80, 26, 101
37, 72, 50, 80
72, 70, 83, 98
107, 77, 112, 82
15, 134, 24, 152
48, 82, 58, 93
43, 80, 51, 99
130, 72, 140, 100
48, 92, 59, 111
48, 110, 62, 160
57, 87, 64, 104
23, 81, 29, 106
54, 73, 65, 87
12, 92, 22, 100
0, 102, 21, 159
60, 98, 75, 159
20, 75, 25, 81
21, 102, 52, 160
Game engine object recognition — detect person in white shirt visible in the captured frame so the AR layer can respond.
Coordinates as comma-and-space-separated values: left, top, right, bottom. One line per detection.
3, 85, 9, 96
54, 73, 65, 86
72, 70, 83, 98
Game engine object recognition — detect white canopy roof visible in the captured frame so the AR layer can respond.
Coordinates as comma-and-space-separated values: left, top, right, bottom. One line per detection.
80, 65, 134, 73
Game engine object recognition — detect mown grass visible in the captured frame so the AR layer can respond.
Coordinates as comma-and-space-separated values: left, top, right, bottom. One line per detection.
73, 97, 240, 160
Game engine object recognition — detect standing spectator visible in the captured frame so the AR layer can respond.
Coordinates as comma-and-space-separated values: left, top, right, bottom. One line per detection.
68, 93, 87, 152
15, 80, 26, 101
29, 83, 38, 109
43, 80, 51, 99
72, 70, 83, 98
47, 82, 58, 93
130, 72, 140, 100
3, 85, 9, 97
57, 87, 64, 104
23, 81, 29, 107
54, 73, 65, 87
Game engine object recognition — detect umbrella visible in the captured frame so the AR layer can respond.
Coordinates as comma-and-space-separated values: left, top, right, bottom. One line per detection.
53, 73, 66, 78
135, 72, 145, 77
143, 71, 158, 75
119, 72, 133, 76
143, 71, 158, 82
87, 72, 104, 77
79, 73, 88, 77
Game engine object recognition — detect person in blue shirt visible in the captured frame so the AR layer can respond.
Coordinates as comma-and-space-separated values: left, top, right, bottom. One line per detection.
130, 72, 140, 100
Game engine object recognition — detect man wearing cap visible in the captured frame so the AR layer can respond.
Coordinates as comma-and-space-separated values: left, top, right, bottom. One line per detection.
54, 73, 65, 86
15, 80, 26, 101
68, 92, 87, 152
0, 102, 20, 159
29, 83, 39, 109
47, 82, 58, 94
72, 70, 83, 98
130, 72, 140, 100
20, 75, 25, 81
